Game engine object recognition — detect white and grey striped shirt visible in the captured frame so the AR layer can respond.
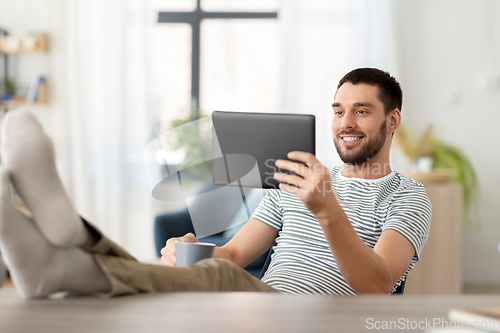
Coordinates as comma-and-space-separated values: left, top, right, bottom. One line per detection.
252, 166, 432, 295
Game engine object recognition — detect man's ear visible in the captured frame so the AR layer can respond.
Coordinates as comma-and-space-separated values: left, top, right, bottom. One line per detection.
387, 108, 401, 135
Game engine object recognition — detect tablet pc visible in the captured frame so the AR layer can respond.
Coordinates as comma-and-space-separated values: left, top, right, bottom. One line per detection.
212, 111, 316, 189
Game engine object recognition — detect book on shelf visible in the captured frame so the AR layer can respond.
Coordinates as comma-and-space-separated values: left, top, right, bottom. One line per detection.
449, 306, 500, 332
26, 72, 46, 103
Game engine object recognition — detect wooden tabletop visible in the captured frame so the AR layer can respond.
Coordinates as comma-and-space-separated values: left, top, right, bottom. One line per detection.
1, 289, 500, 333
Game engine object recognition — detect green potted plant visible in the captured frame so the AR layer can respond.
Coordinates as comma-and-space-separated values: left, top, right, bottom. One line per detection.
168, 108, 212, 180
150, 107, 212, 183
395, 124, 480, 227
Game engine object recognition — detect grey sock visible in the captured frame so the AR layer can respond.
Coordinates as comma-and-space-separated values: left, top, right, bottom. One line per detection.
0, 250, 5, 288
0, 167, 111, 298
0, 109, 87, 247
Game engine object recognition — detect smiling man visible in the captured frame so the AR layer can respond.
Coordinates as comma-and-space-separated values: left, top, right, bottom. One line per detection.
0, 68, 431, 298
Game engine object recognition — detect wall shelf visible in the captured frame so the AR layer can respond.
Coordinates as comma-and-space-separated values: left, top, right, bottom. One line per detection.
0, 32, 49, 109
0, 33, 48, 54
0, 96, 46, 109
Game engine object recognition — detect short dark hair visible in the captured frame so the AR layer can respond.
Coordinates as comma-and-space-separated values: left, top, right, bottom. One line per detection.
337, 68, 403, 114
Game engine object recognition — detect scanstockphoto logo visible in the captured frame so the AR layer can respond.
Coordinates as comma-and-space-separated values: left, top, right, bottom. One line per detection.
366, 317, 500, 330
144, 116, 264, 238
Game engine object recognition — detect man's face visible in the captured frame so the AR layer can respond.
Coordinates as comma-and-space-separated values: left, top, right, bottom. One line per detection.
332, 83, 390, 165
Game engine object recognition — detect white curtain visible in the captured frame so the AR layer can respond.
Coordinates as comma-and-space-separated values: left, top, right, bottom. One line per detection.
46, 0, 160, 260
278, 0, 399, 168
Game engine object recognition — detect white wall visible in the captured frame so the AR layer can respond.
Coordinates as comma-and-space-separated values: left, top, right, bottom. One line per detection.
392, 0, 500, 284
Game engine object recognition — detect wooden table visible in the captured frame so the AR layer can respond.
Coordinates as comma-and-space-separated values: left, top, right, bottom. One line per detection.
1, 289, 500, 333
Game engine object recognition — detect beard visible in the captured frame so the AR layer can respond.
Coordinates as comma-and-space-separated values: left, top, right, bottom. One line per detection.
334, 120, 387, 165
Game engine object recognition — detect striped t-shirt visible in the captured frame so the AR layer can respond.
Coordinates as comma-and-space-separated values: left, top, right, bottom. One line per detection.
252, 166, 431, 295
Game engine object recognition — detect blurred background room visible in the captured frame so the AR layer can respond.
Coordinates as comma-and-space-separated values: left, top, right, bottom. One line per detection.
0, 0, 499, 293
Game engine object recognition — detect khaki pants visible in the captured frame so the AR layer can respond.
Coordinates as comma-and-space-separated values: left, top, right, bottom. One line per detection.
81, 220, 278, 297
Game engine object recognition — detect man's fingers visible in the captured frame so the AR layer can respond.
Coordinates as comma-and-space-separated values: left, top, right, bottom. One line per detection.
274, 172, 309, 189
162, 233, 198, 267
160, 245, 176, 266
166, 237, 181, 254
161, 253, 176, 266
160, 233, 198, 266
287, 151, 318, 166
288, 151, 330, 177
275, 159, 308, 176
180, 232, 198, 243
160, 245, 169, 257
163, 233, 198, 266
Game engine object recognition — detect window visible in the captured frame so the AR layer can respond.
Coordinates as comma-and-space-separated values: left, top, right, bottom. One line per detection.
152, 0, 279, 131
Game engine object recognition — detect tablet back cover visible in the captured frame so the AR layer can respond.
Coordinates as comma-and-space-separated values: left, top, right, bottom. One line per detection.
212, 111, 315, 189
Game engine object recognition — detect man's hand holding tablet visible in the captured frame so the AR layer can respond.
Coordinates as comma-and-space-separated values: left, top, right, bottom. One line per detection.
273, 151, 335, 218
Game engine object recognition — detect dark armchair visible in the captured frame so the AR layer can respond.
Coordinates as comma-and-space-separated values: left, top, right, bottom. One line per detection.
154, 178, 269, 277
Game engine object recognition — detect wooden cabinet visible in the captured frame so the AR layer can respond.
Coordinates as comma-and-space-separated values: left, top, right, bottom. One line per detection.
404, 183, 463, 294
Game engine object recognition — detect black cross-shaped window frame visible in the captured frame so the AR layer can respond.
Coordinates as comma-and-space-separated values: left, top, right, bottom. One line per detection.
158, 0, 278, 116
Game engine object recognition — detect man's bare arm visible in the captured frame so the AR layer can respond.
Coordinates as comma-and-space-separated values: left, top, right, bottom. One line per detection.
315, 201, 414, 293
216, 218, 279, 268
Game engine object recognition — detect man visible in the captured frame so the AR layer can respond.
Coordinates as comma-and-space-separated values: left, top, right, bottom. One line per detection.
0, 68, 430, 298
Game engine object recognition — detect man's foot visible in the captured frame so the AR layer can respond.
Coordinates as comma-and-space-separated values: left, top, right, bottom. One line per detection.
0, 109, 86, 247
0, 167, 111, 298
